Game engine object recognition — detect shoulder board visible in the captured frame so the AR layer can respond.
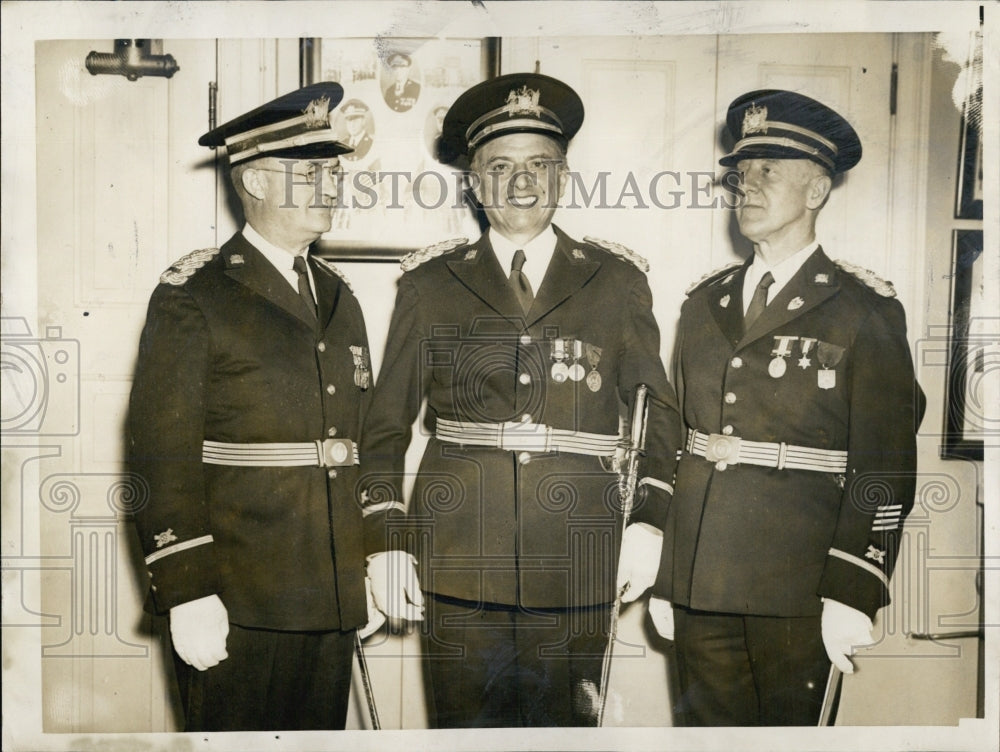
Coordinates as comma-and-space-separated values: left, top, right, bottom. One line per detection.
159, 248, 220, 286
833, 259, 897, 298
313, 256, 354, 293
583, 236, 649, 273
685, 261, 743, 295
400, 238, 468, 272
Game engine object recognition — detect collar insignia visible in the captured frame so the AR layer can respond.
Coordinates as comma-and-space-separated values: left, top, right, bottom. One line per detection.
788, 296, 804, 310
572, 248, 586, 260
719, 294, 731, 308
742, 103, 768, 136
464, 249, 477, 261
814, 273, 830, 285
230, 253, 244, 266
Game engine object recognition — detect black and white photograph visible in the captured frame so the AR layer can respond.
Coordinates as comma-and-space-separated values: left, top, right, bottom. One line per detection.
1, 2, 996, 751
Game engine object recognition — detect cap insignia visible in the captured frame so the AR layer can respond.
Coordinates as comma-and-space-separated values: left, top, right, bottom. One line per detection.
505, 86, 541, 118
303, 95, 331, 128
742, 103, 768, 137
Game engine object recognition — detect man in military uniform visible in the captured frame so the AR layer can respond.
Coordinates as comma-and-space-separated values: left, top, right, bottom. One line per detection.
128, 82, 377, 731
340, 98, 374, 161
383, 53, 421, 112
649, 90, 926, 725
360, 73, 682, 727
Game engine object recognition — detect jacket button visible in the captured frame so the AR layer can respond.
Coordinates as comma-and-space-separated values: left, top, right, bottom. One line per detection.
724, 392, 736, 404
518, 451, 531, 465
328, 426, 338, 437
327, 384, 336, 395
150, 584, 158, 592
520, 334, 532, 345
518, 373, 531, 385
715, 461, 727, 471
731, 356, 743, 368
722, 425, 734, 435
317, 342, 327, 353
328, 469, 338, 479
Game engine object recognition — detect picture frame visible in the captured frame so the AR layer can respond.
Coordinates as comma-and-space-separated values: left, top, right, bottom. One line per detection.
954, 114, 983, 220
941, 229, 987, 460
301, 37, 501, 261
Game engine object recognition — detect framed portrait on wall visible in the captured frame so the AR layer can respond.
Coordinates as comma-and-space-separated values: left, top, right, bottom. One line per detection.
301, 37, 500, 260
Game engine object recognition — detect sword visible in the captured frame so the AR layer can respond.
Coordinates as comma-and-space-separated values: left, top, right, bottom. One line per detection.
354, 632, 381, 729
817, 665, 843, 726
597, 384, 650, 726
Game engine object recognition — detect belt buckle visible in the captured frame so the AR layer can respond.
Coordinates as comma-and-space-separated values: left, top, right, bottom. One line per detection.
320, 438, 354, 467
704, 433, 741, 465
499, 421, 548, 452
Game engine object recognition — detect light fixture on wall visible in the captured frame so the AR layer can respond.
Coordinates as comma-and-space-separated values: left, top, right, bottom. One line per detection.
85, 39, 179, 81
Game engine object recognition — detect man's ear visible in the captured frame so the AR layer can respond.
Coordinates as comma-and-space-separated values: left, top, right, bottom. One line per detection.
241, 166, 267, 201
806, 172, 832, 210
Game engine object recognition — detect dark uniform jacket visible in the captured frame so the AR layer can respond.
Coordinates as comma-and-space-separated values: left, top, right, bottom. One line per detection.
361, 227, 682, 609
655, 247, 925, 620
128, 232, 371, 632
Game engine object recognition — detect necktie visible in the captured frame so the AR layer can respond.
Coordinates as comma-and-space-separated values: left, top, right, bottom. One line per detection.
743, 271, 774, 332
293, 254, 317, 320
509, 249, 534, 314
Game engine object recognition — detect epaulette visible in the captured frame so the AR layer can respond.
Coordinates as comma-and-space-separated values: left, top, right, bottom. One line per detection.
833, 259, 897, 298
400, 238, 468, 272
583, 236, 650, 273
159, 248, 220, 286
314, 256, 354, 293
685, 261, 743, 295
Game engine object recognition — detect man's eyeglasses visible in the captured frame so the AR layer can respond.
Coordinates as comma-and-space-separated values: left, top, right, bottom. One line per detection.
253, 163, 343, 183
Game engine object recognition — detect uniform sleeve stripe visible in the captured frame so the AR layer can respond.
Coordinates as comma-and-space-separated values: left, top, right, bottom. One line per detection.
145, 535, 214, 565
639, 477, 674, 495
362, 501, 406, 517
828, 547, 889, 588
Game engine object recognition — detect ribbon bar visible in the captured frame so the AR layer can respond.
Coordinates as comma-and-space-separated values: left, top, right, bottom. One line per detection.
436, 418, 619, 458
202, 439, 359, 468
686, 429, 847, 473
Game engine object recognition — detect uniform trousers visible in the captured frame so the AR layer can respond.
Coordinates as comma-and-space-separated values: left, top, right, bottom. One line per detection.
422, 594, 611, 727
172, 622, 355, 731
672, 606, 835, 726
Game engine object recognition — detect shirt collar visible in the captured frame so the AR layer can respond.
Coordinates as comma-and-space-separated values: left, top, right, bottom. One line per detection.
489, 226, 557, 291
744, 240, 819, 306
242, 223, 312, 291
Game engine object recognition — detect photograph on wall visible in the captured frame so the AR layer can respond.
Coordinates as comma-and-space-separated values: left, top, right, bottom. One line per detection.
1, 2, 996, 752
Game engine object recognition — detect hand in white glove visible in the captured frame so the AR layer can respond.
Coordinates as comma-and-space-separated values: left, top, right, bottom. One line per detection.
648, 596, 675, 641
170, 594, 229, 671
616, 522, 663, 604
367, 550, 424, 622
821, 598, 875, 674
357, 576, 387, 640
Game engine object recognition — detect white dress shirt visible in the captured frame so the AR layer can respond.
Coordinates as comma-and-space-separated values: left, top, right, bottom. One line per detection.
742, 241, 819, 314
489, 226, 557, 293
243, 223, 315, 299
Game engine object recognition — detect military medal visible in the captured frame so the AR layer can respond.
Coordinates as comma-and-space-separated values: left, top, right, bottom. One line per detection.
568, 339, 586, 382
769, 335, 798, 379
585, 343, 603, 392
798, 338, 816, 369
550, 338, 569, 382
350, 345, 371, 390
816, 340, 844, 390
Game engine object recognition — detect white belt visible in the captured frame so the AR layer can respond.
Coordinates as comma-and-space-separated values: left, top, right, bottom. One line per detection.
436, 418, 620, 457
202, 439, 359, 467
686, 429, 847, 473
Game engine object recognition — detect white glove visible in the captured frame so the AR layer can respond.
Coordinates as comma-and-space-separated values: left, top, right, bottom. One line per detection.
648, 596, 675, 641
367, 550, 424, 622
616, 522, 663, 604
821, 598, 875, 673
170, 594, 229, 671
357, 576, 387, 640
